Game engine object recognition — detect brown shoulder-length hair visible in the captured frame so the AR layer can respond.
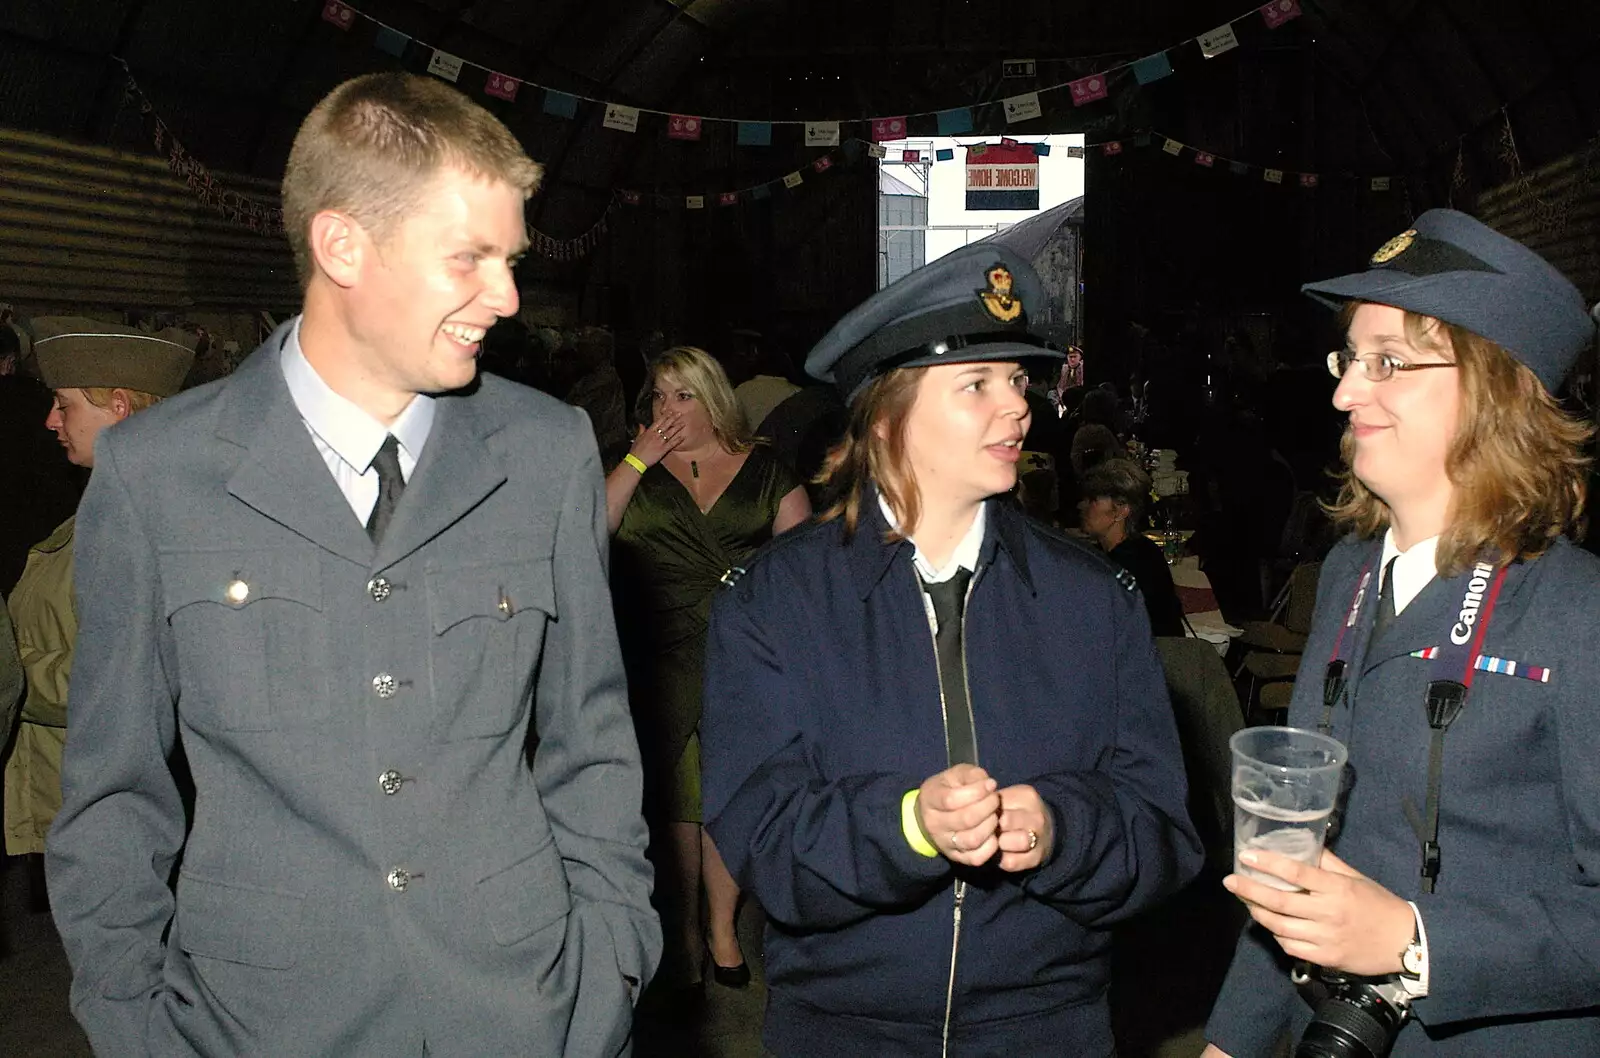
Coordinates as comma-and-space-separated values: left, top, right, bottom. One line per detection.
637, 346, 753, 455
1326, 304, 1592, 575
816, 366, 928, 541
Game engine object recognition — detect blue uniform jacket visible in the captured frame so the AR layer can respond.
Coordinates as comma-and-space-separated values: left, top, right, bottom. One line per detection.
703, 498, 1203, 1057
1206, 535, 1600, 1057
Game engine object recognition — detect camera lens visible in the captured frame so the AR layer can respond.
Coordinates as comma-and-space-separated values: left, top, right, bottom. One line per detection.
1295, 990, 1406, 1058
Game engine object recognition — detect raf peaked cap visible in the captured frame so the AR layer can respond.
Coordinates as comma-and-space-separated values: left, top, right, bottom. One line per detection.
31, 317, 197, 397
806, 244, 1064, 403
1302, 208, 1597, 393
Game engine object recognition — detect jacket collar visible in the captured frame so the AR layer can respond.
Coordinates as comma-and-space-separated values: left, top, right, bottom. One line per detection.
216, 322, 510, 569
845, 488, 1034, 600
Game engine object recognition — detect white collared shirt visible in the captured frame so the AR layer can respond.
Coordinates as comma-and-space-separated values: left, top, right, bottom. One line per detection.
878, 496, 986, 633
1380, 529, 1440, 616
1379, 526, 1440, 997
279, 316, 436, 524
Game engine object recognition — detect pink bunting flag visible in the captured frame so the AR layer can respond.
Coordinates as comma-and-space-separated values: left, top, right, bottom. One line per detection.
872, 116, 908, 141
620, 190, 641, 206
1195, 152, 1215, 167
1260, 0, 1302, 29
812, 156, 834, 173
1069, 74, 1109, 106
902, 150, 921, 164
719, 192, 739, 207
668, 115, 703, 141
1103, 141, 1124, 156
1299, 172, 1319, 187
321, 1, 355, 29
484, 72, 520, 102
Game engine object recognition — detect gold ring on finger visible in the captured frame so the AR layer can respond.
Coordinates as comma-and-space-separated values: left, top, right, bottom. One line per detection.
1026, 829, 1039, 852
949, 832, 963, 853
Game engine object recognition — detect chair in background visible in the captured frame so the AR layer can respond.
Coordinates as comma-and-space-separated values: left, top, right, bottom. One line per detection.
1155, 636, 1244, 873
1232, 560, 1320, 722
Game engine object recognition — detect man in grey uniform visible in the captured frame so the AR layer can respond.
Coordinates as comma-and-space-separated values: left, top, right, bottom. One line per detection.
47, 72, 659, 1057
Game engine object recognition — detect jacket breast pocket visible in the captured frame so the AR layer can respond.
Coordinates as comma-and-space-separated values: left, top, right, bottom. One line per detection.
160, 550, 330, 732
427, 556, 555, 741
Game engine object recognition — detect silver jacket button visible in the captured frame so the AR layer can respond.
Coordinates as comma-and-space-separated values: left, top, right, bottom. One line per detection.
225, 579, 250, 605
372, 673, 397, 699
386, 868, 411, 892
379, 770, 405, 796
367, 576, 392, 602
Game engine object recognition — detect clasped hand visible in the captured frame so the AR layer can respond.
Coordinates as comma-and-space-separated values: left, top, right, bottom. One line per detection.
1223, 848, 1415, 977
916, 764, 1053, 872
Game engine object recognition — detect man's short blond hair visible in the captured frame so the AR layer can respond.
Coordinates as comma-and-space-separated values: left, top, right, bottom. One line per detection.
282, 72, 543, 286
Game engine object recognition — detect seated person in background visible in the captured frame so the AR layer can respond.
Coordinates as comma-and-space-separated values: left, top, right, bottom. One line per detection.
1080, 459, 1187, 637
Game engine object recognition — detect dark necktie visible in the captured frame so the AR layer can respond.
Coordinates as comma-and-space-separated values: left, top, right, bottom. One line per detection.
365, 435, 405, 543
1371, 556, 1399, 643
923, 568, 977, 766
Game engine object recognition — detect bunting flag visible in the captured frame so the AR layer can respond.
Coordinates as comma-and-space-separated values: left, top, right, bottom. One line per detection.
805, 121, 840, 147
1162, 137, 1184, 155
1063, 146, 1081, 159
1263, 168, 1284, 183
319, 0, 1314, 150
813, 155, 834, 172
1003, 92, 1043, 123
667, 114, 702, 141
1371, 176, 1391, 191
1260, 0, 1302, 28
782, 171, 804, 189
1103, 141, 1124, 156
751, 183, 771, 200
603, 104, 639, 133
543, 91, 577, 119
321, 2, 356, 30
1229, 160, 1249, 175
686, 195, 705, 209
1299, 172, 1319, 187
373, 26, 409, 57
965, 140, 1039, 210
1195, 151, 1215, 167
935, 148, 955, 161
719, 191, 739, 206
937, 108, 974, 135
1199, 24, 1240, 58
1035, 144, 1052, 156
1132, 52, 1173, 85
1068, 75, 1109, 106
484, 71, 519, 102
620, 189, 641, 205
871, 116, 908, 141
867, 144, 887, 159
737, 122, 772, 146
902, 150, 921, 163
427, 49, 463, 83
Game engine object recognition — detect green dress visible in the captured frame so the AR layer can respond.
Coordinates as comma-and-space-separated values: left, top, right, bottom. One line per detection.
614, 446, 799, 822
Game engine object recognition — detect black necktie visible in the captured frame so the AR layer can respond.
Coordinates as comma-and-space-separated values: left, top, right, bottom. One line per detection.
923, 568, 977, 766
1372, 556, 1399, 643
365, 435, 405, 543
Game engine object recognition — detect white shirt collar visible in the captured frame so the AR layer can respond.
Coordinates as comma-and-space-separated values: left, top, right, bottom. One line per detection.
1380, 528, 1440, 616
279, 315, 435, 474
877, 494, 987, 583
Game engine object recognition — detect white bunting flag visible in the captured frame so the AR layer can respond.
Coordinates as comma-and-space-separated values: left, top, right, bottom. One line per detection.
1003, 92, 1043, 124
1264, 168, 1284, 184
603, 104, 640, 133
427, 50, 464, 83
686, 195, 705, 210
1162, 138, 1184, 155
782, 171, 804, 189
867, 144, 887, 159
1371, 176, 1391, 191
1198, 24, 1240, 58
805, 122, 840, 147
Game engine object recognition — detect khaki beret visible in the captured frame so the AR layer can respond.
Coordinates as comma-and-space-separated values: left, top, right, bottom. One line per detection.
32, 317, 197, 397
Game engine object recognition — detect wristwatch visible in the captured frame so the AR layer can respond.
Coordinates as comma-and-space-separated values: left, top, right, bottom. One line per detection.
1398, 923, 1425, 979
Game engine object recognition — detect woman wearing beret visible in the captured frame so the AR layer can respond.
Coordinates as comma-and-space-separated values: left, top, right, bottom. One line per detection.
1204, 210, 1600, 1057
701, 245, 1202, 1057
4, 320, 193, 880
605, 345, 810, 992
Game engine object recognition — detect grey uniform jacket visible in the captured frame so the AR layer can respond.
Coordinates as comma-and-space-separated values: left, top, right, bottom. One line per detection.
46, 328, 660, 1057
1206, 535, 1600, 1057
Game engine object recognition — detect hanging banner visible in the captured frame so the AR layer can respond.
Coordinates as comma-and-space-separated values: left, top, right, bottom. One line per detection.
965, 140, 1039, 210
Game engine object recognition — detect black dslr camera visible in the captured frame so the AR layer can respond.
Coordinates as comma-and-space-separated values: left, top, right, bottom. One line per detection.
1293, 966, 1410, 1058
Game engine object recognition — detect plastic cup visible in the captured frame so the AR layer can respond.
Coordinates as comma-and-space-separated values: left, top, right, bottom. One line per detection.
1230, 726, 1348, 891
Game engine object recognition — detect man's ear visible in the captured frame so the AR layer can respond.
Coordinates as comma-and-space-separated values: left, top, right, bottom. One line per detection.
308, 210, 367, 289
109, 388, 133, 421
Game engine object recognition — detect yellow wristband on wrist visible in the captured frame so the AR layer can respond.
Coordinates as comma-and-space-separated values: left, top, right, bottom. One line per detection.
901, 790, 939, 858
623, 453, 648, 475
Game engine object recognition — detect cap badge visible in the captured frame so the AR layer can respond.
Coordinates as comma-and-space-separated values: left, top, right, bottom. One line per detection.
978, 264, 1023, 323
1371, 229, 1417, 265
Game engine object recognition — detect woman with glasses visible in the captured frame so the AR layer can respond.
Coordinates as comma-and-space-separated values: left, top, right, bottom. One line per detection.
1203, 210, 1600, 1057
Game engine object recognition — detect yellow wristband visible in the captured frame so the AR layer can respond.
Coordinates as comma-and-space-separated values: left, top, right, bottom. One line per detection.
901, 790, 939, 858
623, 453, 648, 475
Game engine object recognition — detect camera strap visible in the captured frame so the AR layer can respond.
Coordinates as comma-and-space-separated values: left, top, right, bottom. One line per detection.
1322, 545, 1518, 893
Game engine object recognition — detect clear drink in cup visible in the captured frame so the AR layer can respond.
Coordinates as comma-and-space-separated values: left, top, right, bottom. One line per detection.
1229, 726, 1348, 891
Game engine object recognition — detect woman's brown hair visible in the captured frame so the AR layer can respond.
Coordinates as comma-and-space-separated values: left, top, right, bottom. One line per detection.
815, 366, 928, 540
1326, 306, 1592, 575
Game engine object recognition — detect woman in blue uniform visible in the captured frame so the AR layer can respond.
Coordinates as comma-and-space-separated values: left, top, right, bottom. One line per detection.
701, 245, 1202, 1058
1203, 210, 1600, 1057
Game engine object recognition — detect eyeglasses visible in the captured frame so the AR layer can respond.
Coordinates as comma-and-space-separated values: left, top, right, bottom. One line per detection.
1326, 350, 1459, 383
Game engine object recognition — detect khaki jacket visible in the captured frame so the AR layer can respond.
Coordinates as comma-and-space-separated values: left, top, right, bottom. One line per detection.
4, 515, 74, 856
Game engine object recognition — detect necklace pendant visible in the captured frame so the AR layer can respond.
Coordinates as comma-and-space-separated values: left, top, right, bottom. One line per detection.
691, 460, 700, 478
